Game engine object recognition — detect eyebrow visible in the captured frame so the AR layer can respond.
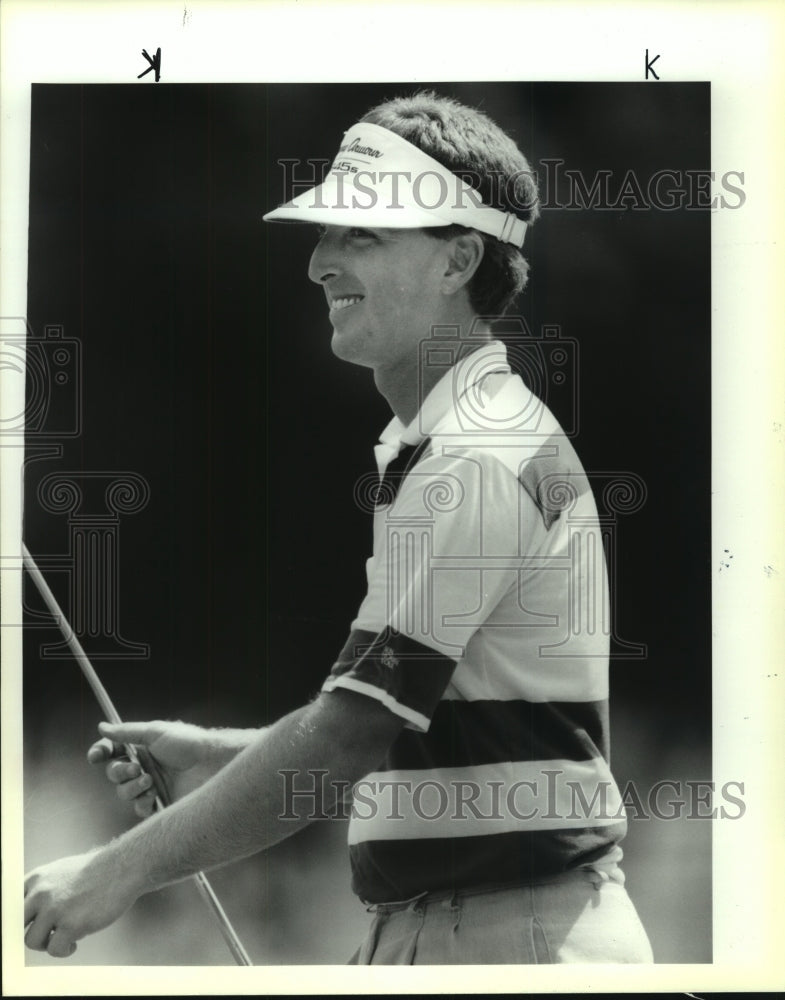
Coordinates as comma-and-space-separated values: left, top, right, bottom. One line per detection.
314, 224, 402, 243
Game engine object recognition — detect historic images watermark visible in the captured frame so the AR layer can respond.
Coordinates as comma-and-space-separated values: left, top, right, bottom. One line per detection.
534, 161, 744, 212
278, 769, 746, 823
276, 158, 745, 213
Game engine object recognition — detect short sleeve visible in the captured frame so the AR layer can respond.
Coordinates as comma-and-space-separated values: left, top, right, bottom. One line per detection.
322, 448, 532, 731
321, 627, 457, 732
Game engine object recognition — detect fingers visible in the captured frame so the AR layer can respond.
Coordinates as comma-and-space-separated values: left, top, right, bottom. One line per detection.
114, 770, 154, 801
106, 757, 143, 785
24, 919, 77, 958
104, 760, 159, 813
23, 852, 114, 959
87, 734, 139, 767
88, 723, 164, 800
97, 720, 160, 746
133, 790, 157, 818
87, 723, 160, 766
24, 916, 52, 951
22, 871, 59, 944
86, 736, 116, 765
47, 928, 77, 958
105, 759, 160, 813
88, 735, 159, 809
23, 886, 55, 952
23, 879, 38, 925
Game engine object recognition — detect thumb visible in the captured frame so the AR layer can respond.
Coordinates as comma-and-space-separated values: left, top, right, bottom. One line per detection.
98, 720, 161, 747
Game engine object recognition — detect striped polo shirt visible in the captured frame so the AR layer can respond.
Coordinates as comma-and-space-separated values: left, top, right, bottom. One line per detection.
322, 340, 627, 903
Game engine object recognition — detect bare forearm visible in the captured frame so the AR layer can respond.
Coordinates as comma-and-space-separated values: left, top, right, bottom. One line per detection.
97, 694, 394, 898
139, 714, 313, 884
24, 690, 403, 953
199, 726, 267, 775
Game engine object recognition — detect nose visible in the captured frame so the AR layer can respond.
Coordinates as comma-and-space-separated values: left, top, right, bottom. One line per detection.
308, 228, 341, 286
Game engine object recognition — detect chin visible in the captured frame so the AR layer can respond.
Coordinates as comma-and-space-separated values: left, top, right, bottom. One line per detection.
330, 330, 375, 369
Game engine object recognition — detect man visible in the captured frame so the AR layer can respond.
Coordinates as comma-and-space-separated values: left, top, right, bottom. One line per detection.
24, 91, 652, 964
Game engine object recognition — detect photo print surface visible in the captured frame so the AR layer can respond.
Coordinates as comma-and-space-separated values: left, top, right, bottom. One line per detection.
20, 81, 711, 966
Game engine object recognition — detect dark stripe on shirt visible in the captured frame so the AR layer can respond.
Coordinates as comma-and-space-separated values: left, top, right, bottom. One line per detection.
381, 698, 610, 771
350, 822, 628, 903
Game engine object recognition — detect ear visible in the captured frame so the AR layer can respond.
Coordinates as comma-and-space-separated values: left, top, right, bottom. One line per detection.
440, 231, 485, 295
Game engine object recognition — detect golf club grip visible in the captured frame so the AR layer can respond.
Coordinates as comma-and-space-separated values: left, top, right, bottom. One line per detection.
128, 743, 173, 808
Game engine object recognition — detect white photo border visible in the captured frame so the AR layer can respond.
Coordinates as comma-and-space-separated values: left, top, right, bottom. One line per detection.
2, 0, 783, 994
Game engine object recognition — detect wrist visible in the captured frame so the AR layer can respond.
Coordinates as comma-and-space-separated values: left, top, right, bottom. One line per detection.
91, 837, 152, 904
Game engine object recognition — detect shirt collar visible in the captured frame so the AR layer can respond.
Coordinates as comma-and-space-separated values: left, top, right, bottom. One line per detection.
378, 340, 511, 453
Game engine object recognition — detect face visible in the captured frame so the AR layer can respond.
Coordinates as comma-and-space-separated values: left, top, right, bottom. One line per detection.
307, 225, 451, 371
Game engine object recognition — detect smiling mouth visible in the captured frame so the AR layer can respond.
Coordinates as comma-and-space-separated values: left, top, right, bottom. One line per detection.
330, 295, 364, 312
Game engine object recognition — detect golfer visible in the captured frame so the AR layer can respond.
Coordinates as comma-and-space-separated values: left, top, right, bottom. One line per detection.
24, 91, 653, 964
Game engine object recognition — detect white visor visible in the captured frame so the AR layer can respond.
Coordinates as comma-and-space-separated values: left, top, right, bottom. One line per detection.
263, 121, 527, 248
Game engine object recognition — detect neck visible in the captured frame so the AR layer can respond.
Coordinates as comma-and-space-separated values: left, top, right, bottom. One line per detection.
374, 314, 492, 426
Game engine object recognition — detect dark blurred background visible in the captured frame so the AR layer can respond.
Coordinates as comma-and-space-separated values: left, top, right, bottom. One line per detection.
23, 82, 711, 964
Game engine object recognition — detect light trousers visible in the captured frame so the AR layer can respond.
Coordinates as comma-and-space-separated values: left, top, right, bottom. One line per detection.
351, 869, 653, 964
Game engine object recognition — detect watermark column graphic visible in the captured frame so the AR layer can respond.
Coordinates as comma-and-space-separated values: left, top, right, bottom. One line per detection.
1, 317, 151, 657
32, 473, 151, 660
351, 319, 647, 657
536, 470, 648, 659
0, 319, 80, 446
1, 318, 76, 630
414, 317, 579, 438
353, 465, 468, 657
421, 317, 646, 658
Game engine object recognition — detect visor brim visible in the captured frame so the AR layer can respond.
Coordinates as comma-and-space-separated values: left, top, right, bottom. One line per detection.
262, 177, 457, 230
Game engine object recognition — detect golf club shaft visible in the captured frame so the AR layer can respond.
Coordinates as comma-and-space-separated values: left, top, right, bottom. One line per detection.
22, 542, 252, 966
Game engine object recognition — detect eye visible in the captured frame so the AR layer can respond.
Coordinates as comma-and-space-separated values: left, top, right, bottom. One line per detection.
314, 225, 377, 244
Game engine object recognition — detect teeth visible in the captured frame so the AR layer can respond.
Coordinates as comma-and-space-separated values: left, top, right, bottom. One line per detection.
331, 295, 363, 311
